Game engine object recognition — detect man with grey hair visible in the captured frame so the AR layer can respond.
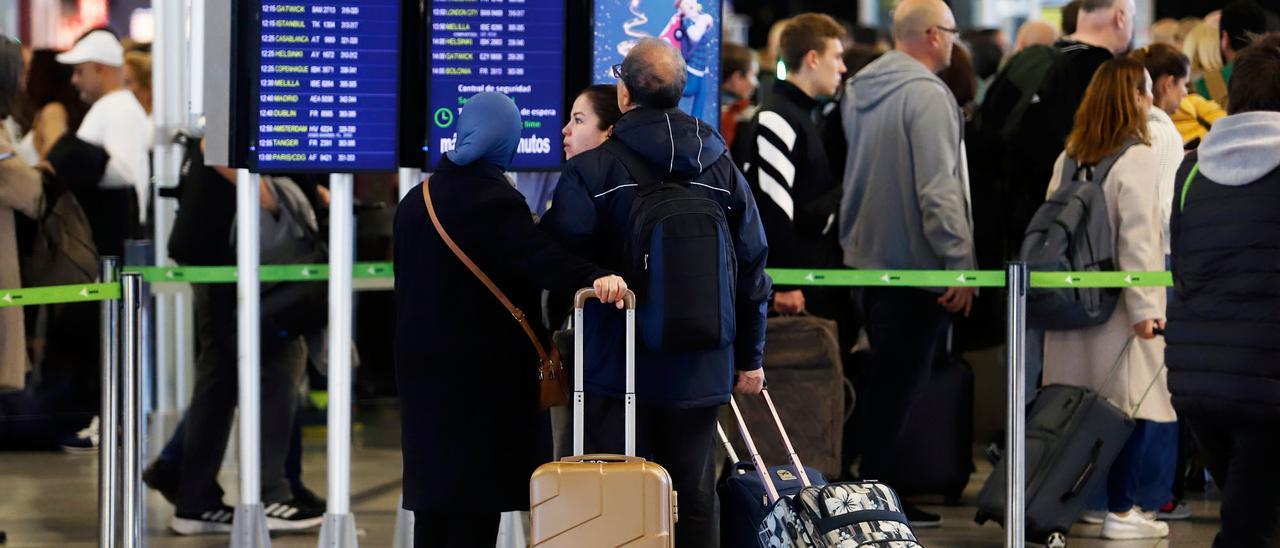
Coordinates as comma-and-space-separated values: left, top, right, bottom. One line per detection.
838, 0, 973, 528
542, 37, 771, 547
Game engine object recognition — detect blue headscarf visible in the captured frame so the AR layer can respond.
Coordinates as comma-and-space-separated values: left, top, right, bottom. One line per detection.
445, 92, 523, 171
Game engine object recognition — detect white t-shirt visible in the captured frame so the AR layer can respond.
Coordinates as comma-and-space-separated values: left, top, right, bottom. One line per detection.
77, 89, 152, 221
1147, 107, 1184, 255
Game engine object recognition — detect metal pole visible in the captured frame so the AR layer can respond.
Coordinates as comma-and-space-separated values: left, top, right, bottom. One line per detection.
232, 169, 271, 548
120, 272, 144, 548
397, 167, 421, 200
1005, 262, 1028, 548
99, 257, 120, 548
319, 173, 358, 548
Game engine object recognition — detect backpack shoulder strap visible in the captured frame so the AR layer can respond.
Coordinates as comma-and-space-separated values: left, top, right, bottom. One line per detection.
1087, 138, 1142, 184
1179, 157, 1201, 213
602, 139, 664, 187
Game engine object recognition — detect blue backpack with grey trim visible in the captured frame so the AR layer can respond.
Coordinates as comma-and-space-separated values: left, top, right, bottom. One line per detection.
1019, 141, 1137, 329
602, 139, 737, 352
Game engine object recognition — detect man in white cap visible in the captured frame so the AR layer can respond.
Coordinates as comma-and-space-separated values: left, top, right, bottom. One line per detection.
57, 28, 151, 224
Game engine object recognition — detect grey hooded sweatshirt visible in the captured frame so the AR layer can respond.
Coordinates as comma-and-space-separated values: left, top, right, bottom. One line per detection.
838, 50, 976, 284
1197, 111, 1280, 187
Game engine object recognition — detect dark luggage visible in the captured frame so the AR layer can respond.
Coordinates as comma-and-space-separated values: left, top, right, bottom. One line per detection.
734, 315, 848, 479
975, 384, 1134, 546
976, 336, 1167, 547
883, 355, 976, 504
718, 393, 827, 548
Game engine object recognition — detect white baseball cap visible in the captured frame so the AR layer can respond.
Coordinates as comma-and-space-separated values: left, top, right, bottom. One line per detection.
56, 30, 124, 67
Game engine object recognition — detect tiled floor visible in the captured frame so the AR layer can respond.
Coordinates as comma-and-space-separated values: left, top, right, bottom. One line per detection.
0, 406, 1223, 547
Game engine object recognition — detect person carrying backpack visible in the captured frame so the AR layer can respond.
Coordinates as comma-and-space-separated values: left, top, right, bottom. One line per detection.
541, 38, 771, 548
1038, 58, 1173, 540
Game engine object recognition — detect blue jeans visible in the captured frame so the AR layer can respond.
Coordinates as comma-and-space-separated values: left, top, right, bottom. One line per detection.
1088, 419, 1169, 513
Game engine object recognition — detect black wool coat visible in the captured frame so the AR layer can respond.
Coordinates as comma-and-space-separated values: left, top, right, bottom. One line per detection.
393, 157, 611, 512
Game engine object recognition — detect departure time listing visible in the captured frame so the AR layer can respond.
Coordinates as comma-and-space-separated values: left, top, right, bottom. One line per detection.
428, 0, 566, 170
255, 1, 401, 171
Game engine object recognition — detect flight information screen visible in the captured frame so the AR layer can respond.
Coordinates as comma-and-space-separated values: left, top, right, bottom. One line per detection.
427, 0, 565, 171
252, 0, 402, 172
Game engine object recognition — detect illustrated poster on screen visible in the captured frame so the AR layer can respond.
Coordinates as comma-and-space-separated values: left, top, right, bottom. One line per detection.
252, 0, 403, 172
593, 0, 720, 128
426, 0, 567, 171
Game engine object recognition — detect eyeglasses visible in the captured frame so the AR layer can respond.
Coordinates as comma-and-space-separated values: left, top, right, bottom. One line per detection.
934, 25, 960, 35
611, 63, 625, 79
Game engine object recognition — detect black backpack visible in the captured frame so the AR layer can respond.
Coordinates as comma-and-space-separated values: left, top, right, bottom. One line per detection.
1019, 141, 1138, 329
602, 139, 737, 352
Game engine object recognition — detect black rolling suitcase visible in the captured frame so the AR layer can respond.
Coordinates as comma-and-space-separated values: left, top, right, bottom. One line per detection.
976, 337, 1164, 547
883, 355, 976, 504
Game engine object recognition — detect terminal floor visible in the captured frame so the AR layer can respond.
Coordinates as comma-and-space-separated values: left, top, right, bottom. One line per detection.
0, 405, 1222, 547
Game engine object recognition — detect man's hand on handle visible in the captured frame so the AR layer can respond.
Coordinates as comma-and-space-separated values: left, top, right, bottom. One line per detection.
734, 369, 765, 395
938, 286, 976, 316
773, 289, 805, 315
592, 275, 629, 309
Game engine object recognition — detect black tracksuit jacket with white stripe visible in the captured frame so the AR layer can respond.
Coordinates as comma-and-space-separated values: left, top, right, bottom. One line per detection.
747, 80, 843, 284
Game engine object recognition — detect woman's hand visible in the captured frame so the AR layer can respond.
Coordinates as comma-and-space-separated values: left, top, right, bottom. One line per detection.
593, 275, 629, 309
1134, 319, 1166, 340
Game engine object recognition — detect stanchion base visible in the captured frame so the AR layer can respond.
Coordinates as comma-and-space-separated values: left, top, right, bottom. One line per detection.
392, 504, 414, 548
231, 503, 271, 548
318, 513, 359, 548
496, 511, 527, 548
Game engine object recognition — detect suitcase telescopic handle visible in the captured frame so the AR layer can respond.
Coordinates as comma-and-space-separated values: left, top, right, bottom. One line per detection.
572, 288, 638, 458
561, 454, 648, 464
730, 397, 781, 503
760, 389, 814, 487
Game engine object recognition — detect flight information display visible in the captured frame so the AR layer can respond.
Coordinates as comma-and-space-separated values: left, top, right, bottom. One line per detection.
252, 0, 402, 172
427, 0, 566, 171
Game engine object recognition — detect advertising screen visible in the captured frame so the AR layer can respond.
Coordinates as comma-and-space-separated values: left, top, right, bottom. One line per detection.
427, 0, 566, 171
592, 0, 720, 128
252, 0, 402, 172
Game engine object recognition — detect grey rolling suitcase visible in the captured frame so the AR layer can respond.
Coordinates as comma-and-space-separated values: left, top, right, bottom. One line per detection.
976, 337, 1166, 547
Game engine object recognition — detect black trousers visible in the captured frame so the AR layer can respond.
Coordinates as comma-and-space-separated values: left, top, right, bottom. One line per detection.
176, 285, 307, 514
1187, 414, 1280, 548
851, 287, 953, 484
414, 511, 500, 548
584, 396, 720, 548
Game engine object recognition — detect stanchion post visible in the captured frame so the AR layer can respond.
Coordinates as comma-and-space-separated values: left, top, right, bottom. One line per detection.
319, 173, 358, 548
1005, 262, 1029, 548
232, 169, 271, 547
120, 272, 144, 548
99, 257, 120, 548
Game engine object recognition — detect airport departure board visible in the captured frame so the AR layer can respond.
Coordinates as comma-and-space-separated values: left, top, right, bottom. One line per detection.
252, 0, 402, 172
427, 0, 566, 171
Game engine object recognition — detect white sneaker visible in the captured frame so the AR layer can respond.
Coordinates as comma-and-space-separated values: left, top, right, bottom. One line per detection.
1080, 510, 1106, 524
1101, 510, 1170, 540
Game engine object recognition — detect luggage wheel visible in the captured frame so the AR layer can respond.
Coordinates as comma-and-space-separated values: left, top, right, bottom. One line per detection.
1044, 531, 1068, 548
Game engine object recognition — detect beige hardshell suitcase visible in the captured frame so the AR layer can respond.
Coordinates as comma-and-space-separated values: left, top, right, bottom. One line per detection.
529, 289, 676, 547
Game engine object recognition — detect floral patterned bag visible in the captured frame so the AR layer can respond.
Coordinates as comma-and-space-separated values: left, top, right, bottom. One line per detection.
793, 481, 924, 547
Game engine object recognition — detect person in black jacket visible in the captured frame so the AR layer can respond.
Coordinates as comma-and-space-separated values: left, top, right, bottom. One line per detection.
1167, 34, 1280, 548
540, 38, 771, 547
393, 92, 626, 547
746, 13, 846, 316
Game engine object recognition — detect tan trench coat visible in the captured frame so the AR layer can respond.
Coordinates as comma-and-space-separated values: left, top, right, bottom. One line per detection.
1042, 146, 1177, 423
0, 128, 43, 391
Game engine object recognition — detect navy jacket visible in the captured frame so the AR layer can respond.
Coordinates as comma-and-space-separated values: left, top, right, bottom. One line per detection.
541, 107, 771, 408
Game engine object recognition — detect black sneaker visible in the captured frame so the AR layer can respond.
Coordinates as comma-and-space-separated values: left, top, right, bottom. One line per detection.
263, 500, 324, 532
290, 484, 327, 512
904, 504, 942, 528
170, 505, 235, 535
143, 459, 181, 505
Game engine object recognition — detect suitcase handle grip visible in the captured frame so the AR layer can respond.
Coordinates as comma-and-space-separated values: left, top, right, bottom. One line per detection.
574, 288, 637, 310
1062, 440, 1104, 502
560, 454, 648, 464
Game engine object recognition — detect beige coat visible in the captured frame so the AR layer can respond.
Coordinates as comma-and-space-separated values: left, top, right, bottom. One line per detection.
0, 129, 43, 391
1042, 145, 1176, 423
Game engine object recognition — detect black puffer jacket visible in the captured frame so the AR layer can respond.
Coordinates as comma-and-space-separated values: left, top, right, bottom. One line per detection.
1167, 112, 1280, 423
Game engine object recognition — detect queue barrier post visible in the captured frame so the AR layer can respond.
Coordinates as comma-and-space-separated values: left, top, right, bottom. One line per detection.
319, 172, 359, 548
99, 257, 120, 548
120, 272, 145, 548
1005, 262, 1029, 548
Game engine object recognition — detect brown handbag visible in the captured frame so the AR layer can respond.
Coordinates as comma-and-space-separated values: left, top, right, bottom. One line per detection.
422, 180, 570, 410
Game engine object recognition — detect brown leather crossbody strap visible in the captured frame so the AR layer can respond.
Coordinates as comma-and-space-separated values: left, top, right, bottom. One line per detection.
422, 179, 554, 365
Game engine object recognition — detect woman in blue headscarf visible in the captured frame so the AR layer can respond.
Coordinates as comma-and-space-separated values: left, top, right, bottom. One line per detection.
393, 92, 627, 546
